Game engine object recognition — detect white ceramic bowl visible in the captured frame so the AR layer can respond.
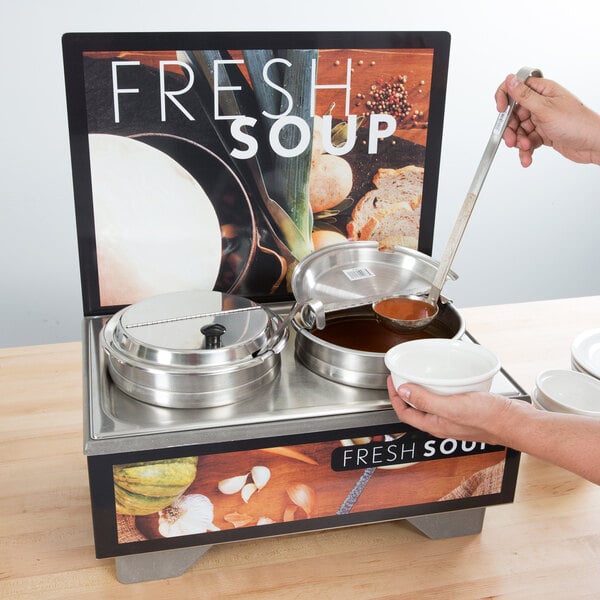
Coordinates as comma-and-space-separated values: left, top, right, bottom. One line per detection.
531, 388, 548, 411
384, 338, 501, 395
534, 369, 600, 417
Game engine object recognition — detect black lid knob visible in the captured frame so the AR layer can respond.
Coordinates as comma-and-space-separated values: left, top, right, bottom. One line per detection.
201, 323, 227, 349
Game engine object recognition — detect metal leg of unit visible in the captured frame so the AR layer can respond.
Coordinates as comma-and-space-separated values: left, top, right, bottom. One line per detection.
406, 507, 486, 539
115, 544, 213, 584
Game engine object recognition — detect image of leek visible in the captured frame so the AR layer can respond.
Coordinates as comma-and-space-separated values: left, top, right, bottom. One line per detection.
244, 49, 317, 261
181, 48, 314, 262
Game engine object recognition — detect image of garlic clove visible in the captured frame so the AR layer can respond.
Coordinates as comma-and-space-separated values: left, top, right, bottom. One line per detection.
257, 516, 275, 525
224, 512, 254, 528
286, 483, 316, 518
218, 473, 249, 495
351, 437, 373, 445
340, 437, 372, 447
241, 482, 257, 503
157, 494, 216, 538
251, 465, 271, 490
283, 505, 298, 522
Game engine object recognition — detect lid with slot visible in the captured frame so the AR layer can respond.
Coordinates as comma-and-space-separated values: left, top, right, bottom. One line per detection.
103, 290, 272, 368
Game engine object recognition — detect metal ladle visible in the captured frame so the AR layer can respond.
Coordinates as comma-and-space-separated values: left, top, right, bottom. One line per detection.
374, 66, 543, 332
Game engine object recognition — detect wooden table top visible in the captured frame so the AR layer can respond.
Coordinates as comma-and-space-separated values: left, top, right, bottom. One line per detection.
1, 295, 600, 599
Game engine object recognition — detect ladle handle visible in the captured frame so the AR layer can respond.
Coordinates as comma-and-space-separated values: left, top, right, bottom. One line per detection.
427, 66, 543, 306
256, 299, 325, 356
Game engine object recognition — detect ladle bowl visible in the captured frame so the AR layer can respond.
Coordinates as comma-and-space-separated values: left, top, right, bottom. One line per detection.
372, 295, 438, 332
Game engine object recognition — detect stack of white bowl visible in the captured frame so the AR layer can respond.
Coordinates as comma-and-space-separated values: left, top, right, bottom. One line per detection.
532, 328, 600, 417
570, 328, 600, 379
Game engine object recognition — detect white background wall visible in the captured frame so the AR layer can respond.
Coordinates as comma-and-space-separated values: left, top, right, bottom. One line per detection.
1, 0, 599, 348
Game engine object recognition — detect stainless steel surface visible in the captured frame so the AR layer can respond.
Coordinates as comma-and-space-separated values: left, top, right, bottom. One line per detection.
84, 308, 526, 455
425, 67, 543, 309
294, 301, 466, 388
100, 290, 286, 409
291, 242, 458, 311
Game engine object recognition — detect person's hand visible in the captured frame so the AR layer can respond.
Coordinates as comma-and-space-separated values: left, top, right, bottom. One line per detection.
388, 377, 600, 484
495, 73, 600, 167
387, 377, 520, 446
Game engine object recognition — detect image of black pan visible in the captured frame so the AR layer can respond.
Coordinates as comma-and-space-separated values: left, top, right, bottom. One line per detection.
131, 133, 286, 296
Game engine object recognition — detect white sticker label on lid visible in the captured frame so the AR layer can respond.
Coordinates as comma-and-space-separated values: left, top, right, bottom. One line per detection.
342, 266, 376, 281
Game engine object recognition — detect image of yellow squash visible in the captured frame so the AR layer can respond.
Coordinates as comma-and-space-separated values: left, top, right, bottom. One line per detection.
113, 456, 198, 516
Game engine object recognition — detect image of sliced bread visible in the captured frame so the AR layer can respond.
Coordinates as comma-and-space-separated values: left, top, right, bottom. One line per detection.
347, 165, 423, 249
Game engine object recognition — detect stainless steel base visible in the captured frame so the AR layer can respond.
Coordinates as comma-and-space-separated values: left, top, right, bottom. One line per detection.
406, 507, 486, 539
115, 544, 213, 584
114, 508, 486, 583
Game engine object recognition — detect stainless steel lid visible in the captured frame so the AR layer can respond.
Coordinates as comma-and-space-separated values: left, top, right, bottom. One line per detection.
104, 290, 271, 367
100, 290, 285, 408
291, 241, 458, 312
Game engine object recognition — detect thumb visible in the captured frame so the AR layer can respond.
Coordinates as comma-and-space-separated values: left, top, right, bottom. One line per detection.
396, 383, 438, 412
505, 73, 548, 112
